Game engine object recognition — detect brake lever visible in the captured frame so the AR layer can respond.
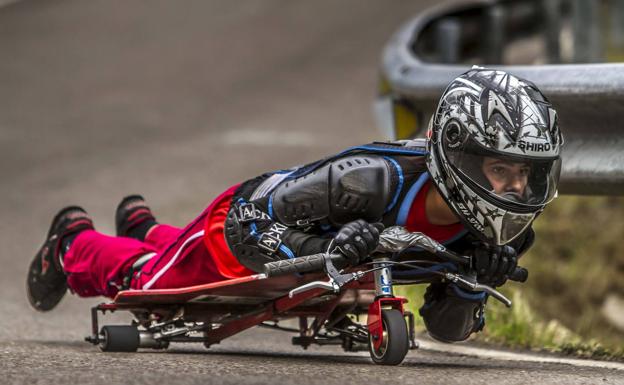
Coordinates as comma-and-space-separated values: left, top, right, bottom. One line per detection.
288, 271, 366, 298
443, 272, 512, 308
288, 280, 339, 298
288, 252, 365, 298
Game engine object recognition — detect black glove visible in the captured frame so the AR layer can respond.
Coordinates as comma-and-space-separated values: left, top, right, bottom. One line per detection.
473, 243, 518, 287
333, 220, 384, 266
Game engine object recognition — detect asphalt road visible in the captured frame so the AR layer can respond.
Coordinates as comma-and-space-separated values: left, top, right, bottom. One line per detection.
0, 1, 623, 384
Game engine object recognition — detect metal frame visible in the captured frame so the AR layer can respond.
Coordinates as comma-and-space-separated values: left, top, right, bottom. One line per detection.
85, 230, 518, 361
84, 257, 419, 360
85, 273, 379, 349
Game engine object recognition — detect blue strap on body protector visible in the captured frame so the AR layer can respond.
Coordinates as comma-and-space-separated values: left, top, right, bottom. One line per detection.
278, 244, 296, 259
268, 194, 274, 218
249, 222, 259, 237
383, 156, 404, 213
284, 141, 427, 181
396, 173, 430, 226
393, 171, 469, 251
247, 143, 424, 201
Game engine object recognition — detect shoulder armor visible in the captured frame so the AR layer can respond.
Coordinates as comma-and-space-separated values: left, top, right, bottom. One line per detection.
271, 155, 391, 226
329, 155, 390, 224
272, 163, 331, 226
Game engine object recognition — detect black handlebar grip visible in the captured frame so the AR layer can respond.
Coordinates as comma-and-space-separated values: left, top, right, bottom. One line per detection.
509, 266, 528, 283
264, 253, 330, 277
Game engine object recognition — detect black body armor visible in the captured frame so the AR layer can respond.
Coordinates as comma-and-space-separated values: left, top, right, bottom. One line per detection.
271, 155, 391, 227
222, 140, 430, 272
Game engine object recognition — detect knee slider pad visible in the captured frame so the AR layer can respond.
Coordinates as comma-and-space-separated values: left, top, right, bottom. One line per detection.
419, 283, 486, 343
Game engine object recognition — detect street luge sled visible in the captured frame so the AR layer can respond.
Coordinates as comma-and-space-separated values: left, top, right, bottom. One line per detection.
85, 226, 526, 365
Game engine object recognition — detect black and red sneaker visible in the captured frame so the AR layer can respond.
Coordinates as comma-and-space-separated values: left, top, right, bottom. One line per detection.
115, 195, 157, 239
27, 206, 94, 311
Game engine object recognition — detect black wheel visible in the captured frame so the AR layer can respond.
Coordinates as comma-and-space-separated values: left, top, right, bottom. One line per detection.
368, 309, 409, 365
99, 325, 140, 352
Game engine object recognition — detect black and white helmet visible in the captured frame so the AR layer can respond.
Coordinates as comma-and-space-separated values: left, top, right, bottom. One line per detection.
426, 68, 563, 245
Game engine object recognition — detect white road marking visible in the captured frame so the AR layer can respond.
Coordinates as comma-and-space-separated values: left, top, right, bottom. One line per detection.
418, 338, 624, 371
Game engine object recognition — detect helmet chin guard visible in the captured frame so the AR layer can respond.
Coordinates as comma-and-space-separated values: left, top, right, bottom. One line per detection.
426, 68, 563, 245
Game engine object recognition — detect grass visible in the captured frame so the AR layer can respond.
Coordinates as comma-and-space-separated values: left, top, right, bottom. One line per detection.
397, 196, 624, 360
523, 196, 624, 348
482, 288, 624, 360
399, 284, 624, 360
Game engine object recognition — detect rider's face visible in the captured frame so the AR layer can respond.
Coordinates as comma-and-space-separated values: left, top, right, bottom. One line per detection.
481, 157, 530, 199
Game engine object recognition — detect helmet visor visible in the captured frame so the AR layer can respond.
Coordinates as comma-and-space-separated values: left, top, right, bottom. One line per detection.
498, 211, 535, 244
443, 126, 561, 210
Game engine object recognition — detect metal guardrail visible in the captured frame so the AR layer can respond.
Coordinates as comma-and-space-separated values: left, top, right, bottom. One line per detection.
376, 0, 624, 195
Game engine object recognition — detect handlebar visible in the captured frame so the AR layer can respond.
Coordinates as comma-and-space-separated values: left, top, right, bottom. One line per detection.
264, 250, 527, 283
262, 226, 525, 308
509, 266, 529, 283
374, 226, 527, 282
264, 253, 345, 277
263, 226, 528, 283
435, 243, 528, 283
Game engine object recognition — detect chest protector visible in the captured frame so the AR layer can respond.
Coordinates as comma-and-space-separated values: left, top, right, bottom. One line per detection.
263, 140, 427, 227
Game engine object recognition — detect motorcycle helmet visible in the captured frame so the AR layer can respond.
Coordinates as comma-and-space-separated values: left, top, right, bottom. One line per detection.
426, 67, 563, 245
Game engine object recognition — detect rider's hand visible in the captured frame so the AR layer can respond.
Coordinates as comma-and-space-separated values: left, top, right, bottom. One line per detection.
473, 244, 518, 287
333, 220, 384, 266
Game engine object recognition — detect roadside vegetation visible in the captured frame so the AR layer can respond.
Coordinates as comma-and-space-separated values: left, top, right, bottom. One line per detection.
399, 196, 624, 360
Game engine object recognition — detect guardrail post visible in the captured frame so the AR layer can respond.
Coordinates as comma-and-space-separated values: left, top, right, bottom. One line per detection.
572, 0, 602, 62
483, 5, 505, 64
435, 17, 460, 64
543, 0, 562, 63
611, 0, 624, 49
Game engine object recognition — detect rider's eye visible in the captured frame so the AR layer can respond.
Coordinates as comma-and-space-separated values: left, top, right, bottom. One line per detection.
492, 166, 506, 176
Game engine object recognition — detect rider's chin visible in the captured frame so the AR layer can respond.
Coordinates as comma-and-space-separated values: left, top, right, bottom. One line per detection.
500, 192, 525, 203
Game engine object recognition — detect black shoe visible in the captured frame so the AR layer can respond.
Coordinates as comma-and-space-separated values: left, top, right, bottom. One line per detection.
115, 195, 157, 238
27, 206, 94, 311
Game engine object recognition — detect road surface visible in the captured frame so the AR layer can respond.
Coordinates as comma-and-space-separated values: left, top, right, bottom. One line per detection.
0, 1, 622, 384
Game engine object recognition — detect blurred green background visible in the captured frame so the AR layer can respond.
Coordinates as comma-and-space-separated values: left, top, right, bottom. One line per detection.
517, 196, 624, 353
400, 190, 624, 359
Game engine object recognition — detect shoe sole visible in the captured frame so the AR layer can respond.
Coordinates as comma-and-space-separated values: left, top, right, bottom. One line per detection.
26, 206, 90, 312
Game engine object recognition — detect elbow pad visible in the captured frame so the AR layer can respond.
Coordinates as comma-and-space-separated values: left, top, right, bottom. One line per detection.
224, 202, 290, 273
271, 155, 392, 227
224, 200, 330, 272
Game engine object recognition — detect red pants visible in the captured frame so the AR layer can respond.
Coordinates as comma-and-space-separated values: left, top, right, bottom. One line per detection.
63, 185, 251, 298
